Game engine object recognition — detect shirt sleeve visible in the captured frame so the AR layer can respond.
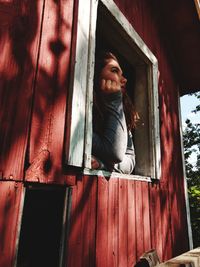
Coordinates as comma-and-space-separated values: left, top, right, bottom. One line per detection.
92, 91, 135, 174
113, 131, 136, 174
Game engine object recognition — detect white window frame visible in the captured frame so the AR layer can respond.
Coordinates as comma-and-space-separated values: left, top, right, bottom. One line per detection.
66, 0, 161, 180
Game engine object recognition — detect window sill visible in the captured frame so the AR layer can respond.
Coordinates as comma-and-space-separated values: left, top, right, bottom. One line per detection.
83, 168, 152, 182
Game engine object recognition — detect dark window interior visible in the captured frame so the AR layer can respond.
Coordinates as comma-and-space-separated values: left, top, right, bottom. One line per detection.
17, 187, 66, 267
94, 4, 137, 174
95, 16, 136, 101
94, 2, 152, 177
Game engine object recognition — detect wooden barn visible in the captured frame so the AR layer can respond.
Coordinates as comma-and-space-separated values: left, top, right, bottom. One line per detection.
0, 0, 200, 266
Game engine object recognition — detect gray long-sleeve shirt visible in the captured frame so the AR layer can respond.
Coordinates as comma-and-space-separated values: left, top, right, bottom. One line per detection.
92, 91, 135, 174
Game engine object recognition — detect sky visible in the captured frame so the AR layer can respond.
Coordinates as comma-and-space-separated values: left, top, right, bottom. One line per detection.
180, 94, 200, 127
180, 93, 200, 166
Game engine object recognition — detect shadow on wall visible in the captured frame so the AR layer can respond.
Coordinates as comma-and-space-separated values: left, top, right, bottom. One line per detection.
158, 54, 189, 258
0, 0, 189, 266
0, 0, 39, 178
0, 0, 77, 181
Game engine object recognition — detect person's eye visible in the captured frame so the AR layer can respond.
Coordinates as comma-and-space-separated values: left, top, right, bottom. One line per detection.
111, 67, 118, 73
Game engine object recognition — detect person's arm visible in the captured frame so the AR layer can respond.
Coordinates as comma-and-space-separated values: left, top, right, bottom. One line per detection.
92, 91, 127, 165
113, 131, 136, 174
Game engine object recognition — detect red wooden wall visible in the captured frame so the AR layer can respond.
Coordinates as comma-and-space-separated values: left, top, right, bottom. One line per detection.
0, 182, 23, 267
67, 176, 152, 267
66, 175, 189, 266
0, 0, 75, 266
114, 0, 189, 258
0, 0, 189, 266
0, 0, 74, 183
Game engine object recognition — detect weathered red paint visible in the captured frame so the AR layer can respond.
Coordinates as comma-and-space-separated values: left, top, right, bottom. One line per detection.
0, 0, 198, 266
0, 1, 43, 180
96, 176, 109, 267
66, 176, 97, 267
108, 178, 119, 267
119, 180, 128, 266
127, 180, 137, 266
0, 182, 23, 267
142, 182, 151, 253
114, 0, 200, 94
27, 0, 75, 184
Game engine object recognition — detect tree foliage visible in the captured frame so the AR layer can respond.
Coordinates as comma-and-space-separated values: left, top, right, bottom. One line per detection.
182, 92, 200, 248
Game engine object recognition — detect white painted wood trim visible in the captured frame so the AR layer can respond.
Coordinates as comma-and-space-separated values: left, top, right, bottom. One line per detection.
14, 186, 26, 267
84, 0, 99, 168
100, 0, 158, 65
178, 92, 193, 249
147, 63, 161, 179
59, 188, 72, 267
67, 0, 92, 166
83, 168, 151, 182
152, 63, 161, 179
158, 247, 200, 266
59, 188, 68, 267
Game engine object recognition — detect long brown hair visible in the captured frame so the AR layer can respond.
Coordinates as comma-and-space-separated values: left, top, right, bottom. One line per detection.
93, 51, 138, 132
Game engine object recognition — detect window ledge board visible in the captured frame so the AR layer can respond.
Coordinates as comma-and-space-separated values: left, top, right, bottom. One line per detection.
83, 168, 152, 182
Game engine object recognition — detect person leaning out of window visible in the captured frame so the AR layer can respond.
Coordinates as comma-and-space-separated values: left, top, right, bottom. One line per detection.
92, 51, 139, 175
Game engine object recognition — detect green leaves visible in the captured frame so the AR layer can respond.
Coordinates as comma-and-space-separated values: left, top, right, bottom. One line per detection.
183, 92, 200, 247
189, 185, 200, 199
192, 92, 200, 114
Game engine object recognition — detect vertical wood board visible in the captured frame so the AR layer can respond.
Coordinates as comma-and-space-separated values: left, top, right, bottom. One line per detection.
96, 176, 109, 267
118, 179, 128, 266
149, 183, 163, 261
0, 182, 24, 267
127, 180, 137, 266
81, 176, 97, 267
66, 178, 84, 267
0, 0, 44, 180
135, 182, 144, 260
160, 184, 173, 261
107, 178, 119, 267
141, 182, 151, 252
28, 0, 74, 183
66, 176, 97, 267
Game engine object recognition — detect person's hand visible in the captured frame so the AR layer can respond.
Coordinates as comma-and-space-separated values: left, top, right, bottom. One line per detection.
91, 156, 101, 169
100, 79, 121, 94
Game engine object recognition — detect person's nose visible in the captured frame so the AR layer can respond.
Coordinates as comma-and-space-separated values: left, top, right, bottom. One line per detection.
121, 75, 127, 86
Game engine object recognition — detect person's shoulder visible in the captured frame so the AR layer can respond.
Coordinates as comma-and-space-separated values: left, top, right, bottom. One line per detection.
102, 91, 122, 101
128, 130, 133, 137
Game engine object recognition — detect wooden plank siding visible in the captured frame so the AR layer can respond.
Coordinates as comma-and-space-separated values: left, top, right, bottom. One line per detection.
113, 0, 189, 259
66, 174, 189, 266
66, 176, 97, 267
0, 182, 24, 267
0, 0, 191, 266
27, 0, 75, 184
0, 0, 75, 183
66, 0, 190, 265
0, 0, 44, 180
66, 176, 154, 267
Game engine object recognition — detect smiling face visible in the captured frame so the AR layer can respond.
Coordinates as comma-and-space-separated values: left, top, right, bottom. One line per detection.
99, 58, 127, 94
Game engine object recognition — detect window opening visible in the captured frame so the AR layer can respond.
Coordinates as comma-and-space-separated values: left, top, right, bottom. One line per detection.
65, 0, 160, 179
16, 186, 69, 267
91, 0, 160, 178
